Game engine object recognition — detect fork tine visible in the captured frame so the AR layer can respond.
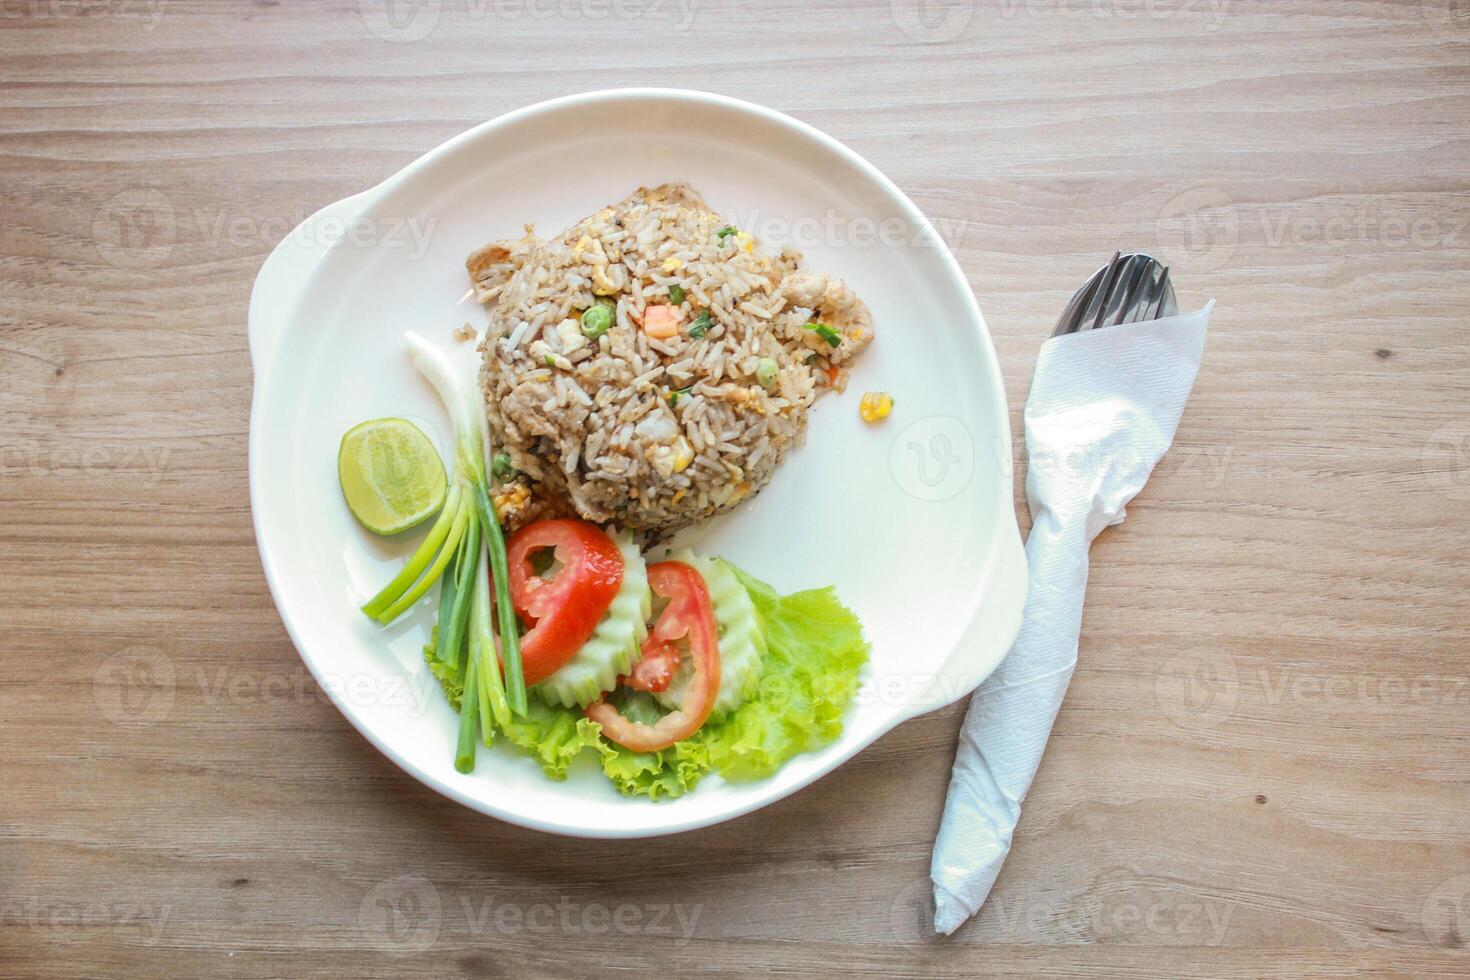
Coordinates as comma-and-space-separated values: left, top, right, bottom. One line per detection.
1148, 267, 1172, 320
1113, 255, 1153, 326
1053, 273, 1102, 337
1082, 251, 1124, 333
1100, 254, 1149, 329
1095, 253, 1133, 329
1125, 262, 1161, 324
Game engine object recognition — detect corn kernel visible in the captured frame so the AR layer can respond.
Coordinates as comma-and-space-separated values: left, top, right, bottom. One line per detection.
672, 437, 693, 473
859, 391, 893, 423
493, 483, 531, 520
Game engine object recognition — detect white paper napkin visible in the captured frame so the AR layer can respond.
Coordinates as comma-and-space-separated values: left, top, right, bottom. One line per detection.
930, 303, 1213, 935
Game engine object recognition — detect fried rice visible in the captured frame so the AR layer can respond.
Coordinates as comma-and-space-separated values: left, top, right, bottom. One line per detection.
469, 183, 874, 536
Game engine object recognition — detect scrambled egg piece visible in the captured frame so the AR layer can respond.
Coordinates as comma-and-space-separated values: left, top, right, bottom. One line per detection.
556, 317, 587, 353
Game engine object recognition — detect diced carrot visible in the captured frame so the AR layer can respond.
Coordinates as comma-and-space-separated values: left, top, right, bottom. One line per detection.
642, 304, 684, 339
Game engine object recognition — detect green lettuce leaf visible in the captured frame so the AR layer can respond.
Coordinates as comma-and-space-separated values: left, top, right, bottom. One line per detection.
694, 568, 868, 781
491, 565, 868, 799
423, 626, 465, 710
500, 698, 607, 781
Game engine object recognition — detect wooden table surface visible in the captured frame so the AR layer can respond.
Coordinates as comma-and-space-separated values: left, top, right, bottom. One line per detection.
3, 1, 1469, 976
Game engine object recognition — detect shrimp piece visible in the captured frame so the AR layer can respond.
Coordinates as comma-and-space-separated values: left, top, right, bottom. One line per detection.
466, 225, 540, 304
633, 182, 710, 211
779, 272, 875, 365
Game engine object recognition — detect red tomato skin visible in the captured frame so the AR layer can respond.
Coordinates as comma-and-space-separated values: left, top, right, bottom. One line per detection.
505, 519, 624, 686
586, 561, 721, 752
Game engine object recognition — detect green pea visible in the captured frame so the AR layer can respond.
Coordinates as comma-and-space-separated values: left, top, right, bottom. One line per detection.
755, 357, 779, 389
491, 452, 516, 481
581, 301, 614, 339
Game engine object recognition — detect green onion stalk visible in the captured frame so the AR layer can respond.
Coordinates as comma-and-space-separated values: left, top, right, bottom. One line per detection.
359, 332, 528, 773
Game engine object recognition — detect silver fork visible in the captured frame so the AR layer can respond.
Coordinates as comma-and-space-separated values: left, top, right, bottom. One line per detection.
1053, 251, 1177, 337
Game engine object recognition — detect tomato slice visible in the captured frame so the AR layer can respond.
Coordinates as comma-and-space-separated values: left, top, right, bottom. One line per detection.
624, 636, 679, 693
506, 519, 624, 686
587, 561, 721, 752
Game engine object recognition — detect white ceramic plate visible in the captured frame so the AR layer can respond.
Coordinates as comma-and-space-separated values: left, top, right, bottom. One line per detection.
248, 89, 1026, 838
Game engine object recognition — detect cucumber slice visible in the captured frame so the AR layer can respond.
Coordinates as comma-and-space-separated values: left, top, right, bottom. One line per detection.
534, 531, 651, 708
652, 549, 767, 719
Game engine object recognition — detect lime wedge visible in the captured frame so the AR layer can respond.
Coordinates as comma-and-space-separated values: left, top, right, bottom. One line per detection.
338, 418, 448, 536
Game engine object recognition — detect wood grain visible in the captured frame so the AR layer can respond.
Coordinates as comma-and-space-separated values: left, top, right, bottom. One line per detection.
2, 0, 1468, 976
